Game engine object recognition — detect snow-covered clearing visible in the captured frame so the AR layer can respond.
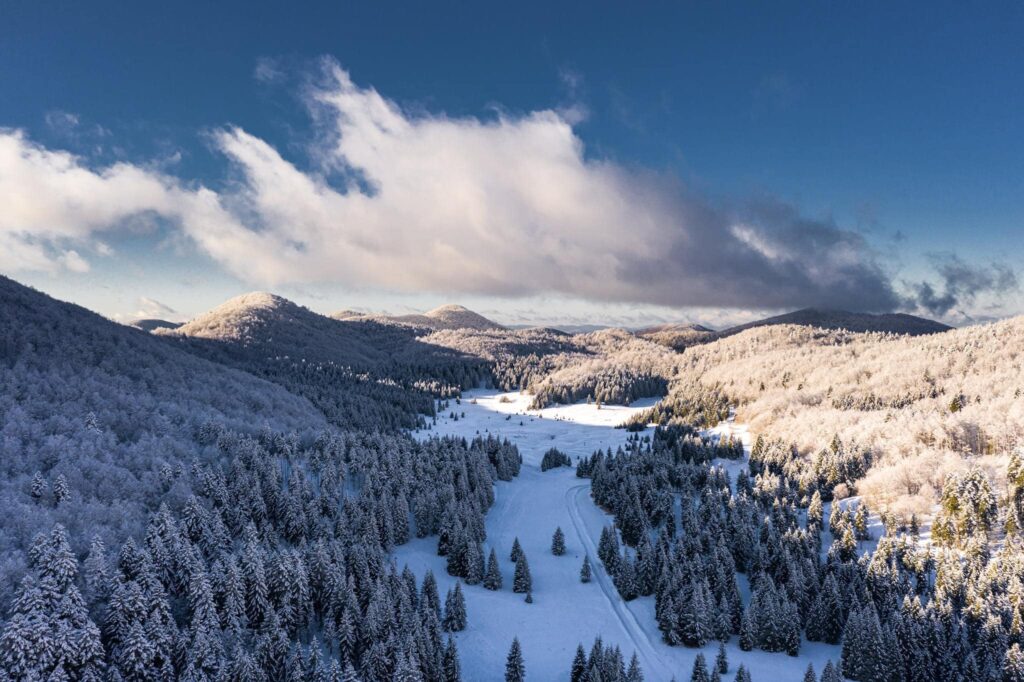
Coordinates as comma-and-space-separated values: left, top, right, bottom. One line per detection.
399, 390, 843, 681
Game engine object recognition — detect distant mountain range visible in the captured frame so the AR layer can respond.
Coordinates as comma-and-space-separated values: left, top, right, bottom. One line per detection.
128, 318, 182, 332
636, 308, 949, 351
718, 308, 951, 337
333, 303, 504, 331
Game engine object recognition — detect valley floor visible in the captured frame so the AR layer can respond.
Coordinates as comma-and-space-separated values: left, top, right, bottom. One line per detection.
397, 390, 844, 681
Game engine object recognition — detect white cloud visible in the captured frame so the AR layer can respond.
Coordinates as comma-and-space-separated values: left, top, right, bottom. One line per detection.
191, 62, 901, 310
254, 57, 284, 84
0, 130, 176, 273
0, 63, 913, 311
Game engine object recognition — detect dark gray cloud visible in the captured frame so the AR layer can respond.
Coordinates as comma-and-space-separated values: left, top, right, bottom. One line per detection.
911, 254, 1018, 316
613, 193, 904, 312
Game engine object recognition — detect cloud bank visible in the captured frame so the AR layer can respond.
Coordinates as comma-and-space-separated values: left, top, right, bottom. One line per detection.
0, 61, 1004, 314
911, 254, 1018, 316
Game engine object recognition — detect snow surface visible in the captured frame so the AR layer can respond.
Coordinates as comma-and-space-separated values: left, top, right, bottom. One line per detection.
401, 390, 844, 681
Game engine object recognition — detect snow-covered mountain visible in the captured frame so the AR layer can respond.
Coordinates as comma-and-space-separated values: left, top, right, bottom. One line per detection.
634, 322, 717, 351
159, 292, 494, 429
638, 309, 949, 352
0, 276, 326, 602
128, 318, 182, 332
334, 303, 504, 331
167, 291, 391, 366
718, 307, 950, 337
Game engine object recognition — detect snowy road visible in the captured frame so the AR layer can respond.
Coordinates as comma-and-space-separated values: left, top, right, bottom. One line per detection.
565, 483, 673, 680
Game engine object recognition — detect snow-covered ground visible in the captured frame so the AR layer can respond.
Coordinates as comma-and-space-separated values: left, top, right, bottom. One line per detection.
400, 390, 843, 681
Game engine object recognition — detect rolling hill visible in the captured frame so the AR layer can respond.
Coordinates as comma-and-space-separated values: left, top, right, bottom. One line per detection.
639, 308, 950, 352
128, 318, 182, 332
0, 276, 327, 603
334, 303, 504, 331
718, 307, 951, 337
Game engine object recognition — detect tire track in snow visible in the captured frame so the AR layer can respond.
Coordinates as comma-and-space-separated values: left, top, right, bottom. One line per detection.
565, 483, 673, 680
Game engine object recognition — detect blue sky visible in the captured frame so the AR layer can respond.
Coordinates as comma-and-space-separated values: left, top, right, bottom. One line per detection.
1, 1, 1021, 327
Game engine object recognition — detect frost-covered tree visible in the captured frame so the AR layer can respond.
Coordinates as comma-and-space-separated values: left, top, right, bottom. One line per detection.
513, 553, 532, 594
551, 527, 566, 556
484, 549, 503, 590
443, 583, 467, 632
505, 638, 525, 682
580, 555, 592, 583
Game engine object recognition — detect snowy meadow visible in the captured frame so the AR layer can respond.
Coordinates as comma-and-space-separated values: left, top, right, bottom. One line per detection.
400, 390, 845, 681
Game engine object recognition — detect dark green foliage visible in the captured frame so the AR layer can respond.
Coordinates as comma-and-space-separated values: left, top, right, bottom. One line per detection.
484, 548, 503, 590
513, 552, 532, 594
541, 448, 572, 471
505, 638, 525, 682
443, 583, 467, 632
690, 653, 710, 682
552, 527, 566, 556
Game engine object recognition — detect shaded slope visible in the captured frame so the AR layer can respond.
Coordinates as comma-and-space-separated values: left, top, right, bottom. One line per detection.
0, 276, 326, 602
163, 293, 494, 429
719, 307, 950, 337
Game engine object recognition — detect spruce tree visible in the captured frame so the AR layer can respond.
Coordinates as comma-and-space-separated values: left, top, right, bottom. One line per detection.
510, 537, 523, 563
513, 553, 532, 594
422, 571, 441, 616
505, 637, 525, 682
803, 663, 816, 682
443, 637, 462, 682
53, 474, 70, 505
1005, 644, 1024, 682
715, 642, 728, 674
30, 471, 45, 502
690, 653, 709, 682
820, 661, 842, 682
626, 652, 644, 682
443, 583, 467, 632
733, 665, 752, 682
570, 644, 587, 682
552, 527, 566, 556
465, 542, 484, 585
580, 555, 592, 583
484, 549, 503, 590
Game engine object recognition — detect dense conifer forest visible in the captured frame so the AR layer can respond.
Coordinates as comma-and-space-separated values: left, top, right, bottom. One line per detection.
4, 275, 1024, 681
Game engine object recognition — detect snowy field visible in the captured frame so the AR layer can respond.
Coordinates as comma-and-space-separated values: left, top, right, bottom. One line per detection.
400, 390, 844, 681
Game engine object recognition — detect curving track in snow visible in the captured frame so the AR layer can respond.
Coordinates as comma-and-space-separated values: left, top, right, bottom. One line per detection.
564, 483, 673, 680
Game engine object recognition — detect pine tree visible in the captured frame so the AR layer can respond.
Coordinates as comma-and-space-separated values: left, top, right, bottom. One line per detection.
690, 653, 709, 682
53, 474, 70, 505
715, 642, 728, 674
443, 637, 462, 682
30, 471, 46, 502
505, 637, 525, 682
820, 660, 842, 682
733, 665, 752, 682
808, 491, 824, 528
422, 571, 441, 615
580, 555, 592, 583
510, 537, 523, 563
1005, 644, 1024, 682
484, 549, 503, 590
626, 652, 643, 682
464, 541, 484, 585
552, 527, 566, 556
738, 605, 755, 651
571, 644, 587, 682
513, 553, 532, 594
443, 583, 467, 632
803, 663, 816, 682
807, 574, 844, 644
